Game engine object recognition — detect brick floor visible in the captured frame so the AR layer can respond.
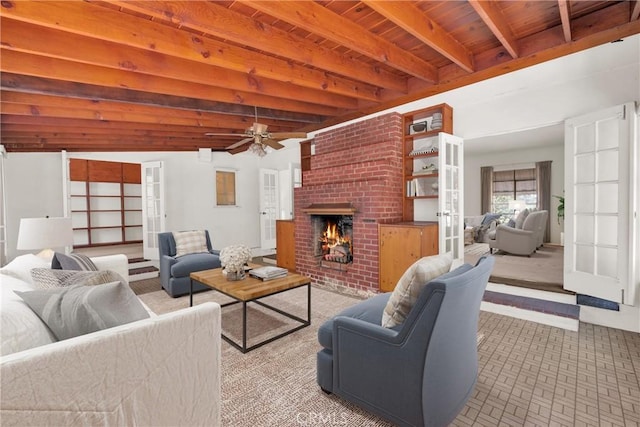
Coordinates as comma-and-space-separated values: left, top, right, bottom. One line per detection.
452, 311, 640, 426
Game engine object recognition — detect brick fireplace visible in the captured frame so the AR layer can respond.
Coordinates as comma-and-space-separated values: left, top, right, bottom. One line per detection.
293, 113, 404, 293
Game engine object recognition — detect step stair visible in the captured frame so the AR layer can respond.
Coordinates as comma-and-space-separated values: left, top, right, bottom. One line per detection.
482, 282, 579, 331
128, 257, 159, 282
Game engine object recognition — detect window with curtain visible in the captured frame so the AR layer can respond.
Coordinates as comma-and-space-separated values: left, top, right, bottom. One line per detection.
492, 168, 537, 215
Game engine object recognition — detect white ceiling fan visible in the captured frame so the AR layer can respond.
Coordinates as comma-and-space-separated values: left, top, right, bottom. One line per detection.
205, 107, 307, 153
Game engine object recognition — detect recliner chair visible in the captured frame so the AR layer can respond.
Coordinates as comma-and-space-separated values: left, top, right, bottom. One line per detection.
316, 256, 495, 427
487, 210, 547, 256
158, 230, 221, 297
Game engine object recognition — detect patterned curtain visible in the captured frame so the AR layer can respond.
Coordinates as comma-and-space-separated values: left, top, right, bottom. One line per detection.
480, 166, 493, 214
536, 161, 552, 243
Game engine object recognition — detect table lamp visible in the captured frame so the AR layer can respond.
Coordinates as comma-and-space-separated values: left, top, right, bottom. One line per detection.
17, 217, 74, 259
508, 200, 527, 216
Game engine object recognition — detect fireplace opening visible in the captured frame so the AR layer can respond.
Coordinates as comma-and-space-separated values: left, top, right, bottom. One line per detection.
312, 215, 353, 264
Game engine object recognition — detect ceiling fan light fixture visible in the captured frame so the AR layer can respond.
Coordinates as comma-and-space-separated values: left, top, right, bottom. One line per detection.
248, 142, 267, 157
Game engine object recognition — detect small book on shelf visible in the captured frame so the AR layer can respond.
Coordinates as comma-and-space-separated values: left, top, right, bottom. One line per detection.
249, 266, 288, 281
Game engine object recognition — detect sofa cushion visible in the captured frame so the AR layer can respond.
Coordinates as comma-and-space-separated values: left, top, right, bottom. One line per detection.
0, 254, 52, 286
1, 275, 57, 356
31, 268, 126, 289
14, 281, 150, 341
318, 293, 391, 351
515, 208, 530, 229
51, 252, 98, 271
171, 253, 221, 278
173, 231, 208, 257
381, 252, 453, 328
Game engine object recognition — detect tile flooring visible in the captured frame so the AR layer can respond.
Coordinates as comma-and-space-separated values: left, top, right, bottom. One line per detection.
455, 311, 640, 426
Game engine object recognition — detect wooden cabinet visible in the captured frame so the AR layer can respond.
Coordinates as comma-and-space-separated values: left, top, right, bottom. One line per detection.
402, 104, 453, 221
69, 159, 142, 248
276, 220, 296, 271
379, 222, 438, 292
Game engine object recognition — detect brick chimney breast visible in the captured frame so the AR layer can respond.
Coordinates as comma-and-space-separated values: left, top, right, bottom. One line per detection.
293, 112, 403, 293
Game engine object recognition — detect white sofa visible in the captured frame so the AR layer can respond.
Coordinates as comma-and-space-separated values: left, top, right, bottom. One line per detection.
0, 253, 221, 426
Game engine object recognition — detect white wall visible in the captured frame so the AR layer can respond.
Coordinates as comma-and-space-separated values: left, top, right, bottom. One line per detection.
4, 150, 267, 261
464, 144, 565, 243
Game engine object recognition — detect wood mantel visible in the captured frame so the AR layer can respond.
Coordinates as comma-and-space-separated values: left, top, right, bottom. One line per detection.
302, 203, 357, 215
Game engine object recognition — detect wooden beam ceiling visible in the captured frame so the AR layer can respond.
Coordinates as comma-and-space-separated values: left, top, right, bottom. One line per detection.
0, 0, 638, 153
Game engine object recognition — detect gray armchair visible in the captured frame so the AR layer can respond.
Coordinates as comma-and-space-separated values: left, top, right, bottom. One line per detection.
317, 256, 495, 427
487, 210, 547, 256
158, 231, 221, 298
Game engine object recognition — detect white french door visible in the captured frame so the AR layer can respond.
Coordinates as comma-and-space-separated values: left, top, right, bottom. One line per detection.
141, 161, 165, 260
437, 132, 464, 263
564, 103, 635, 304
259, 168, 278, 250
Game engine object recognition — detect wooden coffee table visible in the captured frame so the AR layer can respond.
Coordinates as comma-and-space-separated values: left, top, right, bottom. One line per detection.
190, 266, 311, 353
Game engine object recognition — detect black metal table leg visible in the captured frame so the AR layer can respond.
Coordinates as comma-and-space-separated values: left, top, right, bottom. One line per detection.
190, 278, 193, 307
242, 301, 248, 353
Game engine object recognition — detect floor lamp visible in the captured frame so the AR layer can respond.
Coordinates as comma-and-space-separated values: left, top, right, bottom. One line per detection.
17, 217, 74, 259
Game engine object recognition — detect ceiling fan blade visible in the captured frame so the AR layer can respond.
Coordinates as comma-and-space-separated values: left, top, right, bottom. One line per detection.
226, 137, 254, 150
263, 139, 285, 150
268, 132, 308, 139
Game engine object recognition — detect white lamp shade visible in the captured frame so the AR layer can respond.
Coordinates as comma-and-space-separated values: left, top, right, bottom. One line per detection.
508, 200, 526, 212
17, 217, 74, 251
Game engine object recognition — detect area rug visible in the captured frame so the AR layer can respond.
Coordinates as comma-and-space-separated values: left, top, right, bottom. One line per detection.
465, 244, 567, 294
138, 281, 483, 426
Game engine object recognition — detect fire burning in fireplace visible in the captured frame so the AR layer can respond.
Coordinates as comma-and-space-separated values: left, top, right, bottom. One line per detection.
312, 215, 353, 264
320, 221, 352, 263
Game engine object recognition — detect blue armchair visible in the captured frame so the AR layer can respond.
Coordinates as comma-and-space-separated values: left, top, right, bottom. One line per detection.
158, 231, 222, 298
317, 256, 494, 427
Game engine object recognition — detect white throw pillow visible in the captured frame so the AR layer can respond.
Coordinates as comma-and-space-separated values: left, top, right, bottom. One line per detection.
381, 252, 453, 328
0, 254, 52, 285
0, 275, 57, 356
173, 231, 208, 257
514, 208, 530, 229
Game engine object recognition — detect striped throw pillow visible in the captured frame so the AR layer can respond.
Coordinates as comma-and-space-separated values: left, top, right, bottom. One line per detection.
51, 252, 98, 271
31, 269, 126, 290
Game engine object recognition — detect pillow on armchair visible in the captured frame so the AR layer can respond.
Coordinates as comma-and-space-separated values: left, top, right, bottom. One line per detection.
381, 252, 453, 328
173, 230, 209, 257
514, 208, 530, 229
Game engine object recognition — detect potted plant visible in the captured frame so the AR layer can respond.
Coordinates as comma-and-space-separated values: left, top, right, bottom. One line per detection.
553, 194, 565, 245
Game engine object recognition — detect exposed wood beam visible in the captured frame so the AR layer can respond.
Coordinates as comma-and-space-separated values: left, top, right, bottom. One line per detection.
0, 115, 261, 135
1, 140, 228, 152
100, 0, 408, 93
0, 49, 342, 117
362, 1, 474, 73
244, 1, 437, 82
0, 74, 326, 124
0, 1, 384, 102
307, 4, 640, 133
1, 92, 301, 131
0, 102, 278, 130
558, 0, 572, 42
1, 18, 362, 110
468, 0, 520, 58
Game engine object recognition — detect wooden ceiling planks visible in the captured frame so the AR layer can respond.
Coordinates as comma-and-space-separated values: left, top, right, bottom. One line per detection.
0, 0, 638, 153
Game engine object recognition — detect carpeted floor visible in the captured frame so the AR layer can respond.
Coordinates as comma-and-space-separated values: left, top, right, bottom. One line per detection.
464, 243, 568, 294
138, 282, 396, 426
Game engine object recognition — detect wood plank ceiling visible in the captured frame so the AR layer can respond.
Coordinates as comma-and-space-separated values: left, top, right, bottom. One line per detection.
1, 0, 639, 153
